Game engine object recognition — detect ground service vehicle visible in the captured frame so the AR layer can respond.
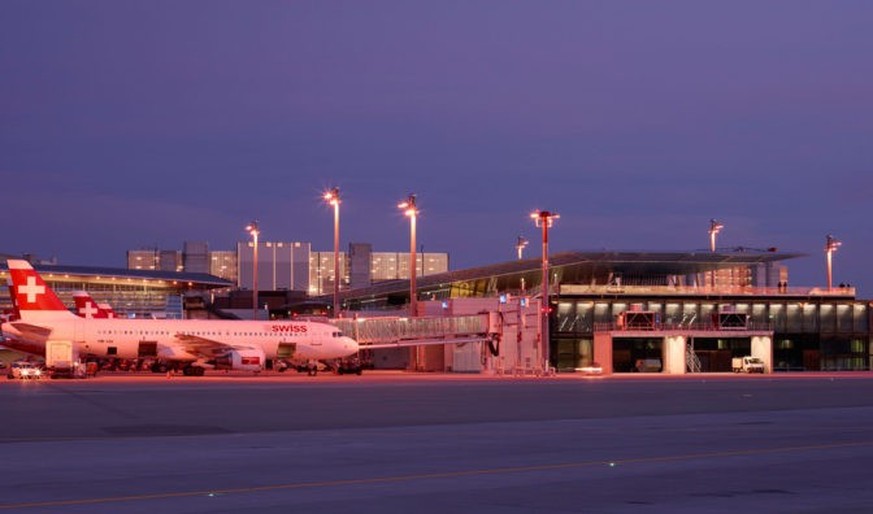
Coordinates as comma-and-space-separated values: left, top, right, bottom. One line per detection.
46, 340, 85, 379
7, 361, 43, 380
732, 356, 765, 373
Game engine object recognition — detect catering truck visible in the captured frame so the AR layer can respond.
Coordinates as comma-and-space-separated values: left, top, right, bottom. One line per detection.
45, 340, 84, 379
732, 356, 765, 374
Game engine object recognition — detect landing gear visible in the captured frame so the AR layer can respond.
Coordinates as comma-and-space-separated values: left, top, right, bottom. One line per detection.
182, 366, 206, 377
151, 362, 169, 373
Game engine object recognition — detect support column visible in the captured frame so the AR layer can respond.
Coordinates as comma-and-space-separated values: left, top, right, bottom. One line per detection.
751, 335, 773, 373
663, 335, 687, 375
593, 332, 613, 375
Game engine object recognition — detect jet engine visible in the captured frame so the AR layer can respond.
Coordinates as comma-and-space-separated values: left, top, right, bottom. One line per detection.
212, 349, 265, 371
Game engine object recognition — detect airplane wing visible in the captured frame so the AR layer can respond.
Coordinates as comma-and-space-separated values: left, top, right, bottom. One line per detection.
172, 333, 257, 358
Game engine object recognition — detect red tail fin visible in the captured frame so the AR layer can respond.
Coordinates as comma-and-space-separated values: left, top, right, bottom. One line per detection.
7, 260, 71, 313
72, 291, 116, 319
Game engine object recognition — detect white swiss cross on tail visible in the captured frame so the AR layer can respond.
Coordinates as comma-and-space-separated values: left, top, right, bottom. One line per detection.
72, 291, 115, 319
18, 276, 45, 304
79, 301, 98, 318
7, 260, 74, 315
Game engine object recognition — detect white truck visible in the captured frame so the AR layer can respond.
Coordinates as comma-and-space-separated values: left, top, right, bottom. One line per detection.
732, 356, 765, 374
46, 340, 85, 379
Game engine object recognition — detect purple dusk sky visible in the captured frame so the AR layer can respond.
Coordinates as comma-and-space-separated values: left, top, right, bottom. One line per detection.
1, 1, 871, 294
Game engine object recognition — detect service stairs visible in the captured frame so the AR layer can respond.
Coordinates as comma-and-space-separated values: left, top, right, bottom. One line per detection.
686, 342, 702, 373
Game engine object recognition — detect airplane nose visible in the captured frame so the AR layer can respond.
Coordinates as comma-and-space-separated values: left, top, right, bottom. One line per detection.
344, 337, 359, 354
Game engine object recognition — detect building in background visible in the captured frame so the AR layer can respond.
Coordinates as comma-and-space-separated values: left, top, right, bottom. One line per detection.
127, 248, 183, 272
237, 240, 311, 292
311, 246, 449, 296
182, 241, 209, 274
209, 250, 238, 285
127, 241, 450, 295
348, 243, 372, 290
127, 249, 160, 270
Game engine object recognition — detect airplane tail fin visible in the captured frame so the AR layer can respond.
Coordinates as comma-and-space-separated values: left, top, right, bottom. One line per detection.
6, 260, 76, 320
5, 278, 21, 321
72, 291, 116, 319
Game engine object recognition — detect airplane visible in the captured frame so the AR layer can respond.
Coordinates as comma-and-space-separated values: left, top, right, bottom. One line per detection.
1, 259, 359, 375
72, 291, 116, 319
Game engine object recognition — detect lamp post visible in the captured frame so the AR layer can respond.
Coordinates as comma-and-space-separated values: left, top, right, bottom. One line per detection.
708, 219, 723, 288
245, 221, 260, 320
708, 219, 723, 253
531, 210, 559, 373
398, 194, 418, 317
515, 236, 529, 260
323, 187, 341, 317
825, 234, 841, 290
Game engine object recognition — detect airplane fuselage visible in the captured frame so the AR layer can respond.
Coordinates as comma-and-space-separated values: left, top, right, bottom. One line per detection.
2, 316, 358, 363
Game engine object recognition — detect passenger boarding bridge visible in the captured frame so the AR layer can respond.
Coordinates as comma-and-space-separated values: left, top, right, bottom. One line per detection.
331, 314, 497, 349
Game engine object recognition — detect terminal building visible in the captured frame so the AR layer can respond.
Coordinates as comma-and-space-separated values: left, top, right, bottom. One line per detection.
2, 247, 870, 375
0, 261, 232, 319
330, 249, 871, 374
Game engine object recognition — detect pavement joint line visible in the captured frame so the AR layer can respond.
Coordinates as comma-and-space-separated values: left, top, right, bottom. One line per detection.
2, 439, 872, 510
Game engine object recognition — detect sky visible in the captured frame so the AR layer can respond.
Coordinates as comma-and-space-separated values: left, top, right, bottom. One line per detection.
1, 1, 871, 294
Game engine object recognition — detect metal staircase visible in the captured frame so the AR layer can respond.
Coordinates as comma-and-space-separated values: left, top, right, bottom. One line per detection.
686, 342, 701, 373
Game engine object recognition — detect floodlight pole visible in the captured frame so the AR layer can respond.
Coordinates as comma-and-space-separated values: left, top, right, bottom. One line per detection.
324, 187, 341, 317
246, 221, 260, 320
531, 210, 558, 374
398, 194, 418, 317
708, 219, 723, 288
825, 234, 841, 290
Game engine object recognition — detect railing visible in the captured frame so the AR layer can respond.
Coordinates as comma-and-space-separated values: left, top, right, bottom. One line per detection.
593, 321, 773, 332
560, 284, 856, 297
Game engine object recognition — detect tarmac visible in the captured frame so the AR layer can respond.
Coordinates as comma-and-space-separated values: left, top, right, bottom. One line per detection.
2, 370, 873, 513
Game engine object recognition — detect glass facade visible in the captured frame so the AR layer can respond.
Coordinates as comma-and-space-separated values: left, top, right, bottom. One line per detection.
553, 293, 872, 372
210, 251, 238, 285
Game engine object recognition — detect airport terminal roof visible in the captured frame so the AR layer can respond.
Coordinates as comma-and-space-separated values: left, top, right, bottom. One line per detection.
331, 249, 805, 302
0, 261, 233, 288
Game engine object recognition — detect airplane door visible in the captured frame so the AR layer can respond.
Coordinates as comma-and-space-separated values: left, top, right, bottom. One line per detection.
277, 342, 297, 359
138, 340, 158, 358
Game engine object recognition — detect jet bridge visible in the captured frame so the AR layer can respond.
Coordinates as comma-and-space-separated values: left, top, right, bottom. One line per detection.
328, 297, 545, 374
332, 314, 496, 349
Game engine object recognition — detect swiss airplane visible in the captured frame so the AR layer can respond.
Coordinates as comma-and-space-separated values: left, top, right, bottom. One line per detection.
72, 291, 116, 319
1, 259, 359, 375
